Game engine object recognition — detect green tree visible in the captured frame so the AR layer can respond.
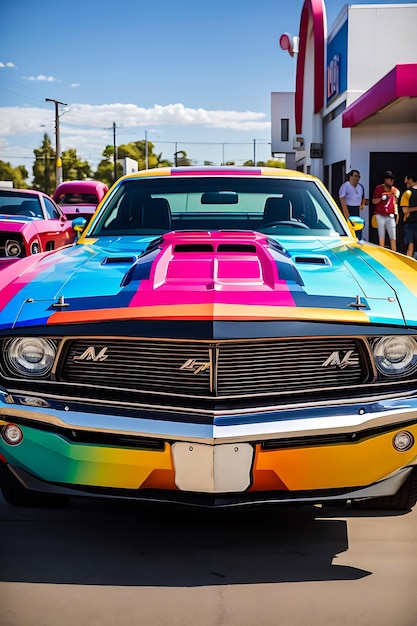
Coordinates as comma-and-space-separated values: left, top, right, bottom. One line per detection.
62, 149, 92, 181
95, 140, 173, 186
32, 133, 56, 195
117, 140, 172, 170
94, 145, 123, 187
243, 158, 285, 168
0, 160, 29, 188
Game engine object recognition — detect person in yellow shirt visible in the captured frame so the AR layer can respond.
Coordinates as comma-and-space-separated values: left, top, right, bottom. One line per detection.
400, 173, 417, 258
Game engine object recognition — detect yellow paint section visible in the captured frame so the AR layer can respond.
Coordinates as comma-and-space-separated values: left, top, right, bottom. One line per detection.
361, 244, 417, 296
48, 303, 370, 325
67, 440, 174, 489
251, 425, 417, 491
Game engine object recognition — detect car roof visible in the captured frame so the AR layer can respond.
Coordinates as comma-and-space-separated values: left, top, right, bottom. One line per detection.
1, 188, 45, 197
53, 180, 108, 195
118, 166, 317, 183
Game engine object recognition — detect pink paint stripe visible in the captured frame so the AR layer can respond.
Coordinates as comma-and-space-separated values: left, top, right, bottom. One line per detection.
0, 251, 65, 312
171, 168, 262, 176
130, 288, 296, 308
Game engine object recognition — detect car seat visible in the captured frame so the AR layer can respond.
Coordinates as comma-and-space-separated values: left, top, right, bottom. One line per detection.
263, 197, 292, 224
142, 198, 172, 230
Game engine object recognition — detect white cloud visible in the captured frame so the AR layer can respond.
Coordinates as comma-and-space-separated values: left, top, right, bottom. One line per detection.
63, 102, 269, 131
0, 102, 271, 170
0, 103, 269, 137
22, 75, 58, 82
0, 62, 17, 68
71, 83, 80, 88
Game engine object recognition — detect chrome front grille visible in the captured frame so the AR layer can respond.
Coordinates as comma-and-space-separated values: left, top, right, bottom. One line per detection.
59, 337, 365, 399
216, 338, 362, 395
61, 340, 212, 395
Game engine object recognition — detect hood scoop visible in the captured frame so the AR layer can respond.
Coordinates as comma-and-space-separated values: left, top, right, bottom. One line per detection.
101, 256, 138, 265
123, 231, 303, 290
293, 255, 331, 266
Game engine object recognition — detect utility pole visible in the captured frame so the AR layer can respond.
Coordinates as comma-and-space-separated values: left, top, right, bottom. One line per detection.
113, 122, 117, 183
45, 98, 67, 186
145, 130, 149, 169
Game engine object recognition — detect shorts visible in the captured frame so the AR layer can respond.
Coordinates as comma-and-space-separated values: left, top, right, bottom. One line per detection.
347, 205, 360, 217
404, 222, 417, 246
375, 213, 396, 240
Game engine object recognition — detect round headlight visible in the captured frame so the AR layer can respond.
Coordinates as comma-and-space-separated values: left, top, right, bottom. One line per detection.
5, 337, 57, 377
392, 430, 414, 452
2, 424, 23, 445
30, 241, 40, 255
373, 336, 417, 376
5, 239, 22, 257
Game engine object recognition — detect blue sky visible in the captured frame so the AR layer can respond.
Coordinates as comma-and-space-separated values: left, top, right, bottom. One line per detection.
0, 0, 414, 174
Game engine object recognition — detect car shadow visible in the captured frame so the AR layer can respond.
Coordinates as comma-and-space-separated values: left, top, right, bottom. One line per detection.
0, 496, 372, 587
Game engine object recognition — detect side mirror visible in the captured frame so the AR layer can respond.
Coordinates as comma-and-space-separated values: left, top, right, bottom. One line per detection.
72, 216, 88, 238
348, 216, 365, 232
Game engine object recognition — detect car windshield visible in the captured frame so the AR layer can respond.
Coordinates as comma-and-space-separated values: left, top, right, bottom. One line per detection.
88, 177, 347, 237
0, 191, 43, 219
57, 193, 98, 204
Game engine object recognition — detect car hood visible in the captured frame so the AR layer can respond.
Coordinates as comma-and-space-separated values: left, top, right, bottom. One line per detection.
0, 217, 34, 233
1, 230, 417, 329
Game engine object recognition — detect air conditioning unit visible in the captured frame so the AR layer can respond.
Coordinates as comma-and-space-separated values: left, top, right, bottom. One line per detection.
293, 136, 304, 150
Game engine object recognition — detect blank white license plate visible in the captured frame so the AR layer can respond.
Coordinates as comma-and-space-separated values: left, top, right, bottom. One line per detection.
171, 442, 254, 493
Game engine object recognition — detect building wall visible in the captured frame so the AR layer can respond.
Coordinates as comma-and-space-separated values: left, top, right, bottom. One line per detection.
322, 3, 417, 223
272, 2, 417, 182
270, 92, 296, 155
346, 5, 417, 93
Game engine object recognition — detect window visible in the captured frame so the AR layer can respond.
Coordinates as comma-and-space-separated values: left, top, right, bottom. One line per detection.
44, 198, 61, 219
280, 119, 289, 142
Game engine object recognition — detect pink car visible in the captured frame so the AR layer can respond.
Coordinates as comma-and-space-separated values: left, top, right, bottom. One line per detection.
0, 188, 76, 268
52, 180, 109, 221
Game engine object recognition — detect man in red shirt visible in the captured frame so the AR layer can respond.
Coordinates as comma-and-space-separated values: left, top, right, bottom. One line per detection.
372, 170, 400, 251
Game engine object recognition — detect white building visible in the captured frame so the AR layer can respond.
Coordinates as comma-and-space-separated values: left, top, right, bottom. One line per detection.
271, 1, 417, 245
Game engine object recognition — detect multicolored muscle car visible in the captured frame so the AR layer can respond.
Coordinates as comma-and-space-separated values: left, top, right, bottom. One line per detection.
0, 188, 76, 269
1, 167, 417, 511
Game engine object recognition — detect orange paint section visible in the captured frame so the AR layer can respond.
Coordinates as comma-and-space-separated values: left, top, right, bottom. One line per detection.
47, 303, 370, 325
140, 469, 177, 490
250, 426, 417, 491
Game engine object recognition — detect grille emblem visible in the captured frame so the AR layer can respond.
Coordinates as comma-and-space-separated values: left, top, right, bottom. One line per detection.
73, 347, 109, 362
321, 350, 355, 369
180, 358, 211, 375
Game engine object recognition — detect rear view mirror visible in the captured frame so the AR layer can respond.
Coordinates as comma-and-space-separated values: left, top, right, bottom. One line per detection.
201, 191, 238, 204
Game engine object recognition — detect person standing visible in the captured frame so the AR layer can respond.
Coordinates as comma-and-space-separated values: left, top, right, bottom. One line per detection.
400, 173, 417, 258
372, 170, 400, 251
339, 169, 366, 220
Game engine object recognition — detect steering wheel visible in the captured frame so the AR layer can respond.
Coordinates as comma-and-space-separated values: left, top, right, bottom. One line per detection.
264, 220, 309, 230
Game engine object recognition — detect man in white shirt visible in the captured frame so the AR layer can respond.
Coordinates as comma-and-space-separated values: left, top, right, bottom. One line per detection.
339, 170, 366, 220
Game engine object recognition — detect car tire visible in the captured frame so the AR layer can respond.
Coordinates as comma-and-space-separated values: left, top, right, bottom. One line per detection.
0, 464, 70, 508
351, 467, 417, 511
